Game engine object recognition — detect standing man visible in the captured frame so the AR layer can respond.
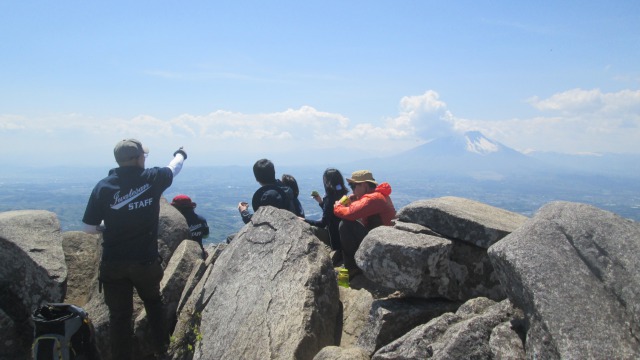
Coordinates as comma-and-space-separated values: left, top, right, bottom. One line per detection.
82, 139, 187, 360
333, 170, 396, 279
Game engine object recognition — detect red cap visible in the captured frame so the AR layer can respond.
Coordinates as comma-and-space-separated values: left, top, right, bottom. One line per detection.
171, 194, 196, 208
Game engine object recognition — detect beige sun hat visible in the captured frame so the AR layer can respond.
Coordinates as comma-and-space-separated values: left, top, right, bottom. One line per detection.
347, 170, 377, 185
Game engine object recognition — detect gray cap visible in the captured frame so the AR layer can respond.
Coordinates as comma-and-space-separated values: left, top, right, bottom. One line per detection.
114, 139, 148, 162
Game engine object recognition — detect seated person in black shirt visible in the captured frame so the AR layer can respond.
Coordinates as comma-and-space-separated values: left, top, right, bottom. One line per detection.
237, 158, 297, 224
171, 194, 209, 257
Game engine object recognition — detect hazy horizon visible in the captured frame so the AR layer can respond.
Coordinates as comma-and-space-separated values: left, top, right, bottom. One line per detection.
1, 164, 638, 244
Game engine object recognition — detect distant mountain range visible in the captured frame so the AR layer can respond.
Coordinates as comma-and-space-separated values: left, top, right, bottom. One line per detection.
351, 131, 639, 180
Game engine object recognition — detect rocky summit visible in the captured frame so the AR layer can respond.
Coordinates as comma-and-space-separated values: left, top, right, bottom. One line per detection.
0, 196, 638, 359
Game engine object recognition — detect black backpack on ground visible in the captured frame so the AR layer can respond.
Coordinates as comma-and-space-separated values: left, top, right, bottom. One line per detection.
32, 303, 98, 360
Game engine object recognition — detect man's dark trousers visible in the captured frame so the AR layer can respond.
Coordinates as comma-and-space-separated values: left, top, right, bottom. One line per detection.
338, 220, 369, 271
100, 259, 168, 360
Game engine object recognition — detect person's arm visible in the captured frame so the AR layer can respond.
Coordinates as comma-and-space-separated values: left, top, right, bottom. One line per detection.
238, 202, 252, 224
166, 147, 187, 176
320, 197, 334, 226
240, 210, 252, 224
334, 193, 384, 221
82, 186, 105, 234
307, 196, 332, 227
82, 221, 105, 234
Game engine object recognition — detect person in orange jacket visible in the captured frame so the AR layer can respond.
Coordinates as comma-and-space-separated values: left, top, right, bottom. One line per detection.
333, 170, 396, 279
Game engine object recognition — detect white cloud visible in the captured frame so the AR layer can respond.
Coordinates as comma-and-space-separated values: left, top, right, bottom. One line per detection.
0, 105, 414, 166
399, 90, 447, 113
3, 88, 639, 167
457, 88, 640, 154
0, 115, 27, 130
527, 88, 640, 115
390, 90, 456, 140
528, 88, 602, 112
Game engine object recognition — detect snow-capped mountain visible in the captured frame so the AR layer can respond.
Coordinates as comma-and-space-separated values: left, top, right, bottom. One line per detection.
401, 131, 524, 157
344, 131, 639, 180
376, 131, 539, 178
464, 131, 503, 155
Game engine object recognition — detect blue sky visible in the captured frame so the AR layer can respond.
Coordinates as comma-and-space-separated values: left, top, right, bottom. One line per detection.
1, 1, 638, 167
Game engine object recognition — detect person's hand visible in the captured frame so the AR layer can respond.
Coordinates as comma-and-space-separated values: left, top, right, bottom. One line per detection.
174, 146, 187, 160
238, 202, 249, 212
310, 190, 322, 204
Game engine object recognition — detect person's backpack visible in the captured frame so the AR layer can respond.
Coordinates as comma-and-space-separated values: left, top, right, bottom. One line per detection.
278, 183, 300, 216
252, 182, 297, 215
32, 303, 98, 360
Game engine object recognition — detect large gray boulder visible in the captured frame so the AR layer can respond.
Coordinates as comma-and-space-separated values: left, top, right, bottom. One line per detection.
0, 210, 67, 360
488, 201, 640, 359
169, 263, 215, 360
175, 243, 226, 320
356, 226, 451, 297
338, 286, 374, 348
357, 224, 505, 301
372, 297, 522, 359
193, 206, 341, 360
160, 239, 205, 332
62, 231, 101, 306
397, 196, 528, 248
168, 244, 232, 359
158, 198, 191, 267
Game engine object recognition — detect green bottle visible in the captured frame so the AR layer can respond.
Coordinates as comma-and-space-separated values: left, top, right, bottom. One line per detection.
337, 267, 349, 288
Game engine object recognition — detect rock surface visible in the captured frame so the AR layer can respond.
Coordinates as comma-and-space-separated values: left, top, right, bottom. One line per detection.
356, 226, 452, 297
358, 210, 506, 301
62, 231, 101, 306
489, 201, 640, 359
0, 210, 67, 360
313, 346, 370, 360
372, 297, 522, 359
338, 286, 374, 348
357, 297, 460, 356
158, 197, 191, 267
193, 206, 341, 360
135, 239, 203, 357
3, 197, 639, 360
397, 196, 528, 248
